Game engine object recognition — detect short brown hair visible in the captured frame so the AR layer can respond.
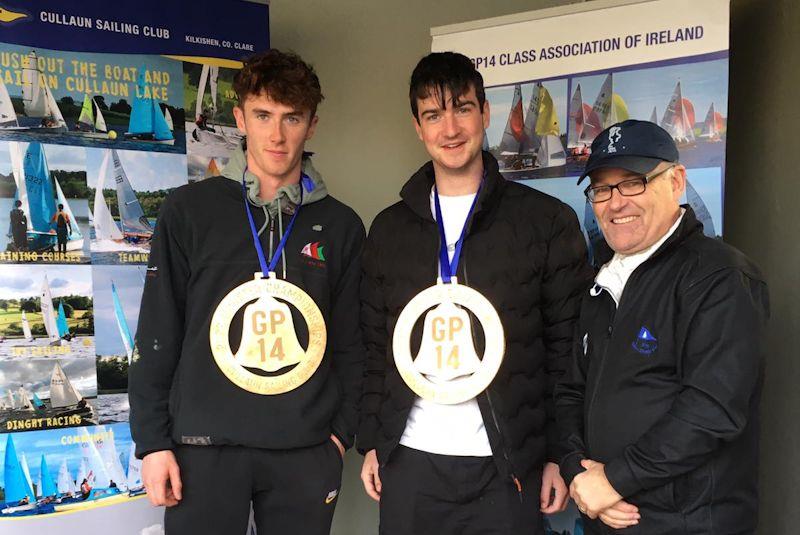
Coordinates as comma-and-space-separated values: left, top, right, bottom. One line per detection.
233, 49, 324, 116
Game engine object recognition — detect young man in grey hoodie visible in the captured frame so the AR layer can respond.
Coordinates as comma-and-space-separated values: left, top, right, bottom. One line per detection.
129, 49, 366, 535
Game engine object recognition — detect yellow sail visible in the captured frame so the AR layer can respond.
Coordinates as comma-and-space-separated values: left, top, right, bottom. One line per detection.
534, 85, 560, 136
611, 93, 630, 124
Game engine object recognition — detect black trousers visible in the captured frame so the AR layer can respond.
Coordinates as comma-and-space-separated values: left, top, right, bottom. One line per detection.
379, 446, 544, 535
164, 442, 343, 535
56, 229, 68, 254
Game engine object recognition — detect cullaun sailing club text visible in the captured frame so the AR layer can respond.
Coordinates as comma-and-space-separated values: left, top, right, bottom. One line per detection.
39, 11, 170, 39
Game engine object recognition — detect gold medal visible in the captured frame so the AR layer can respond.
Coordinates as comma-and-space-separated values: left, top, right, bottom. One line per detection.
393, 278, 505, 404
209, 272, 326, 395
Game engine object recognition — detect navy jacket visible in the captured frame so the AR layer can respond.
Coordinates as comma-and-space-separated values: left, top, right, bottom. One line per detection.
556, 207, 769, 534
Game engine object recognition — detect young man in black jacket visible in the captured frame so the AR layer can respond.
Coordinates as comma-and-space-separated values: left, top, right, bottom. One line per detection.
358, 52, 592, 534
128, 50, 365, 534
555, 120, 768, 534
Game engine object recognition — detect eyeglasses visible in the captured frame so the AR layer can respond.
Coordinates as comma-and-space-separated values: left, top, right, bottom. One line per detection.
584, 164, 677, 203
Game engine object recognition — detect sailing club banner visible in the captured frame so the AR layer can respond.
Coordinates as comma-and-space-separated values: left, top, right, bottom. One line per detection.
431, 0, 729, 530
0, 0, 268, 60
0, 1, 268, 533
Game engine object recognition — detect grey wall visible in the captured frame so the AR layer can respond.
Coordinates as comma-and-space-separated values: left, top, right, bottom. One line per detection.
270, 0, 800, 533
727, 0, 800, 533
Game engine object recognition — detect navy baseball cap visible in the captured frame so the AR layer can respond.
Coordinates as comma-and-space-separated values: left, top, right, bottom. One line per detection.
577, 119, 679, 184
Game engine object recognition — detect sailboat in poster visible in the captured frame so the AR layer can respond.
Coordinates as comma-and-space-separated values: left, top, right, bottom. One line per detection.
699, 102, 724, 141
568, 74, 629, 153
191, 64, 241, 150
497, 82, 566, 170
1, 435, 36, 513
73, 94, 111, 139
0, 51, 67, 134
41, 274, 64, 346
21, 310, 34, 342
112, 280, 135, 364
124, 69, 174, 145
92, 149, 151, 252
660, 81, 696, 145
8, 142, 84, 252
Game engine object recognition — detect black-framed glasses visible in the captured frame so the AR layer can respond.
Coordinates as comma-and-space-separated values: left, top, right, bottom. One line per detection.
584, 164, 677, 203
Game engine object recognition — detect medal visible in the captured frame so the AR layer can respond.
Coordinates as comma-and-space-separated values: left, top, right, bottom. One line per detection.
393, 182, 505, 405
209, 170, 326, 395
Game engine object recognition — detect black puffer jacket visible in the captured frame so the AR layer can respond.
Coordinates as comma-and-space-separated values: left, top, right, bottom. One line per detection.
357, 152, 593, 485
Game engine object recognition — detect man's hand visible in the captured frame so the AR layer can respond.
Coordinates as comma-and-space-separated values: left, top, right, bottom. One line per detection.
360, 449, 382, 502
142, 450, 182, 507
540, 462, 569, 513
570, 459, 622, 518
330, 434, 345, 458
598, 500, 640, 530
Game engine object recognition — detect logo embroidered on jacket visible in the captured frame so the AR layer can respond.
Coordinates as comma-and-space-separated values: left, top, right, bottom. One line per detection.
301, 242, 326, 261
631, 326, 658, 355
325, 489, 338, 504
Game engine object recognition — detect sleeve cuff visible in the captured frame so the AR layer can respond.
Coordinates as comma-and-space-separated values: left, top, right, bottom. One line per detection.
559, 451, 586, 486
135, 439, 175, 460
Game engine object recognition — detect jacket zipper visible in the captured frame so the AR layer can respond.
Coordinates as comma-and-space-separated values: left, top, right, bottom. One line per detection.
463, 257, 523, 502
585, 271, 638, 451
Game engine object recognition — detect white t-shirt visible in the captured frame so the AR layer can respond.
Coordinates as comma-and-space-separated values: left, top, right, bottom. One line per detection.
398, 189, 493, 457
594, 209, 686, 304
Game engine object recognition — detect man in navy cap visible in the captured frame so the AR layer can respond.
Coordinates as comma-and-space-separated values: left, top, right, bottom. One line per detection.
555, 119, 769, 534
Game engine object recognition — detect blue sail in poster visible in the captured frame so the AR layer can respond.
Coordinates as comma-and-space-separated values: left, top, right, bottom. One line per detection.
56, 301, 69, 338
111, 281, 135, 363
127, 70, 174, 142
23, 142, 56, 234
39, 454, 58, 497
3, 434, 35, 503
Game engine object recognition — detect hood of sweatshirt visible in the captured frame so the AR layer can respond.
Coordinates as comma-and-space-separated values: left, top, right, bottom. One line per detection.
222, 142, 328, 216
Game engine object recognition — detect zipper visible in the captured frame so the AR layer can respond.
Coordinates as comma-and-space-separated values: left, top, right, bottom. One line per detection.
585, 270, 639, 450
463, 257, 523, 502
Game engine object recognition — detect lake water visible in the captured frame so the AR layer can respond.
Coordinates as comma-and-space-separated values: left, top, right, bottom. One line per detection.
96, 392, 130, 424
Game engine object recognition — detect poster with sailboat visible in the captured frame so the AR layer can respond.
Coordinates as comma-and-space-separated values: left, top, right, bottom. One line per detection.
0, 423, 159, 521
92, 265, 145, 424
567, 58, 727, 171
85, 147, 187, 264
0, 43, 185, 154
485, 79, 568, 179
0, 141, 90, 263
0, 358, 98, 432
184, 61, 241, 181
0, 264, 94, 360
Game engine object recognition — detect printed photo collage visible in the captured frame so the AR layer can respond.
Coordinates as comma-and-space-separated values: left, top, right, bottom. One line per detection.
483, 56, 729, 265
0, 42, 242, 514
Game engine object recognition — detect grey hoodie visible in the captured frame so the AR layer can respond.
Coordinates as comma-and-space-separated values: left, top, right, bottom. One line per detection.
222, 143, 329, 275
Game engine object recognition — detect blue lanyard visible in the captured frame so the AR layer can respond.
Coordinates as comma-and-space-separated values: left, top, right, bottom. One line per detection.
241, 168, 305, 277
433, 182, 482, 283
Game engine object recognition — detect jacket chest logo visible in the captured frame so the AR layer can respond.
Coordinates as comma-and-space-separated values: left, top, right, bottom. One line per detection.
632, 326, 658, 355
301, 241, 326, 268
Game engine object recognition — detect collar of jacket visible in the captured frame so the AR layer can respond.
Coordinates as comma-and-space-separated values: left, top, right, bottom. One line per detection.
221, 141, 329, 216
400, 151, 506, 228
594, 204, 704, 267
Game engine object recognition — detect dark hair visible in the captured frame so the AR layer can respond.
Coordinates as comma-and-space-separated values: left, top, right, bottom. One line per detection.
14, 199, 21, 207
233, 49, 324, 116
409, 52, 485, 121
58, 204, 64, 210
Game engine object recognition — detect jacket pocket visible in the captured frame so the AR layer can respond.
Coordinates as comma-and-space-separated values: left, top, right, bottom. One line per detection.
674, 464, 713, 513
631, 480, 677, 512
